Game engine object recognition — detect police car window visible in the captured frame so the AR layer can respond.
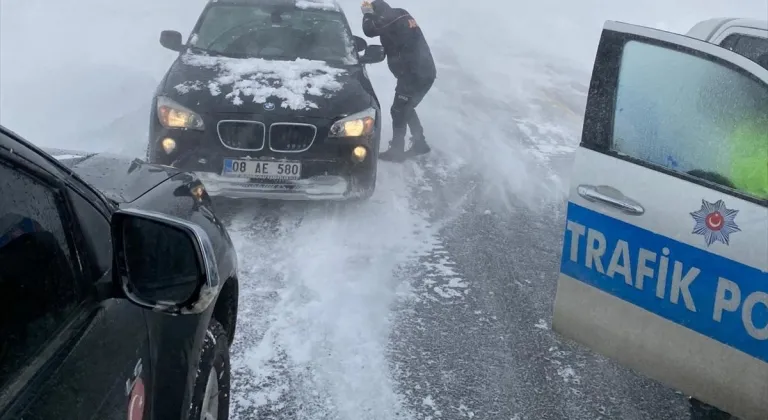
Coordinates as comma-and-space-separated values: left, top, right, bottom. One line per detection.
720, 33, 768, 68
0, 161, 80, 389
612, 40, 768, 201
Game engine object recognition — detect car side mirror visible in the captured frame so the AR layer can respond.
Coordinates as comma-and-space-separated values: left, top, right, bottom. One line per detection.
160, 30, 184, 52
359, 45, 385, 64
111, 208, 221, 315
353, 35, 368, 52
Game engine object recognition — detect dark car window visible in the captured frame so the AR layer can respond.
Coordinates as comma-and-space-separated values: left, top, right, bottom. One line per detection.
0, 161, 80, 389
70, 191, 112, 278
720, 33, 768, 69
191, 4, 356, 64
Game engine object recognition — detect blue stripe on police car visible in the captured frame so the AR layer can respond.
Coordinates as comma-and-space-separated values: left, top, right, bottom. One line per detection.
560, 202, 768, 363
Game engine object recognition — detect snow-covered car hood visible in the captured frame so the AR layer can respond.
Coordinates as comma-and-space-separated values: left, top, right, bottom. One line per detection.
44, 148, 179, 203
160, 52, 374, 118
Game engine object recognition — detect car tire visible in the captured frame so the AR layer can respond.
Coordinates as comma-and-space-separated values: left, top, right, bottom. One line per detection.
349, 170, 376, 201
688, 397, 733, 420
358, 176, 376, 201
188, 319, 231, 420
347, 156, 378, 201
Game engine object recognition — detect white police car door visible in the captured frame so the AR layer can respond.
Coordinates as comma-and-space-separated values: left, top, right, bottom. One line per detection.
552, 21, 768, 419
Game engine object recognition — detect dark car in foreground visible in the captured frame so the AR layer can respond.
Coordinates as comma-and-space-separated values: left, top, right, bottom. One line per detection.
0, 125, 239, 420
147, 0, 387, 201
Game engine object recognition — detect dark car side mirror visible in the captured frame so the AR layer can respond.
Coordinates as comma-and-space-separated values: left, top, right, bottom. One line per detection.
111, 208, 221, 315
359, 45, 385, 64
160, 30, 184, 52
353, 35, 368, 52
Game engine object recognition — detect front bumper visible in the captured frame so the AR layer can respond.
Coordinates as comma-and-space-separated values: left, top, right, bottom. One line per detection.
196, 172, 350, 200
149, 113, 379, 201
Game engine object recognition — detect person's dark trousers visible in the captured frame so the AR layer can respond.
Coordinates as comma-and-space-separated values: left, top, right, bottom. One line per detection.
381, 76, 434, 161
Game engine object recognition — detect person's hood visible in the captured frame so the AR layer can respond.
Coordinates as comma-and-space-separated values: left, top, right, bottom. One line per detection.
372, 1, 409, 24
371, 0, 394, 16
159, 52, 373, 119
43, 148, 180, 203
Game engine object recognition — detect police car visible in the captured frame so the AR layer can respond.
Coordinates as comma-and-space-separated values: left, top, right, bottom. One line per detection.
551, 18, 768, 420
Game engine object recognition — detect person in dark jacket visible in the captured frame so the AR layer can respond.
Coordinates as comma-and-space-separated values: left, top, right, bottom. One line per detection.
362, 0, 437, 162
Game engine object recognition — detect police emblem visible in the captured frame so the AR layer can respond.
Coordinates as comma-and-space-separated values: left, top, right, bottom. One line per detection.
690, 199, 740, 246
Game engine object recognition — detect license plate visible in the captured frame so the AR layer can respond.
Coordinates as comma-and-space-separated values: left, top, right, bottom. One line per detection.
222, 158, 301, 180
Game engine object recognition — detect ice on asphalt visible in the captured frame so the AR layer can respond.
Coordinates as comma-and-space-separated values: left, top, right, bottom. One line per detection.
1, 0, 766, 418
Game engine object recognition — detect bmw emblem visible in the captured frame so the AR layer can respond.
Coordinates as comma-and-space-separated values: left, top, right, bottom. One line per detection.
263, 102, 275, 111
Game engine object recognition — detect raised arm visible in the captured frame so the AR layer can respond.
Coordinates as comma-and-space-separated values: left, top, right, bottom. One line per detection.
362, 13, 381, 37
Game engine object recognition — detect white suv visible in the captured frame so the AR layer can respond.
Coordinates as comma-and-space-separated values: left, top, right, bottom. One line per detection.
551, 17, 767, 420
688, 18, 768, 68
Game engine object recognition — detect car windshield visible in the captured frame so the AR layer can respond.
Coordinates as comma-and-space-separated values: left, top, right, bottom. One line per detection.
190, 4, 356, 64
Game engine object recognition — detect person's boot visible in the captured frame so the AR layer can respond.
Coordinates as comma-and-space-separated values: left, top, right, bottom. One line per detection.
379, 141, 407, 162
406, 135, 431, 157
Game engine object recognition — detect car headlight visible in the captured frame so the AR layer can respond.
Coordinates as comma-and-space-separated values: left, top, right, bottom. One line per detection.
157, 96, 205, 130
161, 138, 177, 154
329, 107, 376, 137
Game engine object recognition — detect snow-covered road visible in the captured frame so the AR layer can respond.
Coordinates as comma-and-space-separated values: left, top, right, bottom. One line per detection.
2, 0, 766, 419
218, 164, 439, 419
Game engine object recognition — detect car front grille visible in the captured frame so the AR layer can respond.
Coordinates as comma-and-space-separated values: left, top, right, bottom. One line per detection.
217, 120, 266, 150
268, 123, 317, 152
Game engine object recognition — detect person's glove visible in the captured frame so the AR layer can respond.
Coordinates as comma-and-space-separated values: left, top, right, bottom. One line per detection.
361, 1, 374, 14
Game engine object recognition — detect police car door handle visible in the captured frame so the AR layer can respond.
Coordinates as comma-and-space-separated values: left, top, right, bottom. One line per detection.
577, 185, 645, 215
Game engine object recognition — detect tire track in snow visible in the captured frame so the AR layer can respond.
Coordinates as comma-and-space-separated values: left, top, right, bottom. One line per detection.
385, 145, 690, 420
224, 163, 443, 420
222, 202, 303, 417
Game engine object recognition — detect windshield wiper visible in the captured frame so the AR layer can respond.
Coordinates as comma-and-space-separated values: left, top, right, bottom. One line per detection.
186, 46, 238, 58
187, 46, 344, 63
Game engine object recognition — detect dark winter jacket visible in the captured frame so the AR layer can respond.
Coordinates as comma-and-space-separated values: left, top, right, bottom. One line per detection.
362, 0, 436, 84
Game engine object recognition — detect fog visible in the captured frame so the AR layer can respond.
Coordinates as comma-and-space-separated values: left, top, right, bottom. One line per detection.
1, 0, 764, 156
1, 1, 766, 419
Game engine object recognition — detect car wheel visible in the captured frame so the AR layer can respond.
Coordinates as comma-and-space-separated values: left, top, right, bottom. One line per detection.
357, 176, 376, 200
349, 170, 376, 201
688, 397, 733, 420
188, 319, 231, 420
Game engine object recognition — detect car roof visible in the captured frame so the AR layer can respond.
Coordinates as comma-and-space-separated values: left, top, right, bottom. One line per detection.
209, 0, 342, 13
686, 17, 768, 41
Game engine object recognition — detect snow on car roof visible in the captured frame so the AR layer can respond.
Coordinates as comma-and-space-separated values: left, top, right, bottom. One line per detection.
295, 0, 340, 12
210, 0, 341, 12
296, 0, 341, 12
176, 53, 347, 110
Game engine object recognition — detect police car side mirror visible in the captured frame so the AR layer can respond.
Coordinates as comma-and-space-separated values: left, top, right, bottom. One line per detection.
353, 35, 368, 52
160, 30, 184, 52
111, 208, 221, 315
359, 45, 385, 64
